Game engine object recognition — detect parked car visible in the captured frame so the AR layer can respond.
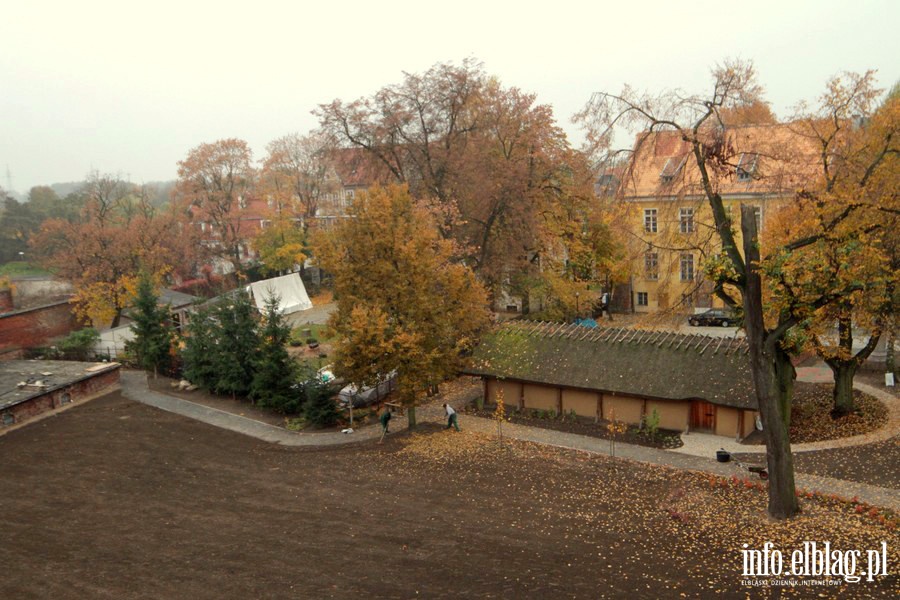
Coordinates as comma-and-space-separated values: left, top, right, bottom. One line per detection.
688, 309, 739, 327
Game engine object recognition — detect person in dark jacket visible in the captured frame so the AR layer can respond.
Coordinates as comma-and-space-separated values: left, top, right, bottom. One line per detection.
380, 408, 392, 434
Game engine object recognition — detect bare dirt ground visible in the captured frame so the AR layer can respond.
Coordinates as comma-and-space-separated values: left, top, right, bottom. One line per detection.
1, 393, 897, 599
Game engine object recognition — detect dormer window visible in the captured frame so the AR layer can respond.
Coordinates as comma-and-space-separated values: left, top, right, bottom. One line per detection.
736, 153, 758, 182
660, 156, 687, 183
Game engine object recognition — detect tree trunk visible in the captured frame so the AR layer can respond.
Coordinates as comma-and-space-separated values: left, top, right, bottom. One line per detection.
820, 311, 881, 415
740, 205, 799, 519
774, 346, 795, 429
887, 322, 896, 378
407, 406, 417, 430
830, 363, 856, 417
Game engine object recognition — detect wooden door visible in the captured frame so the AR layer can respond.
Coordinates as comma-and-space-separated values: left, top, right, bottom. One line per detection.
690, 401, 716, 432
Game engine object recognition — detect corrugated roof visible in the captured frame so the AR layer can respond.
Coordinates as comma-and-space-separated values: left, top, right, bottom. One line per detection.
464, 322, 757, 409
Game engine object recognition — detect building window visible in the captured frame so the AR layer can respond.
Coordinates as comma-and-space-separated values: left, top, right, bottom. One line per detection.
636, 292, 649, 307
680, 208, 695, 233
644, 209, 658, 233
736, 153, 758, 181
680, 254, 695, 282
753, 206, 762, 232
238, 195, 247, 209
644, 253, 659, 280
660, 156, 686, 183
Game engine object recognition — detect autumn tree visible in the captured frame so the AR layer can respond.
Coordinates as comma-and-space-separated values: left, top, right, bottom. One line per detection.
576, 60, 859, 519
251, 217, 307, 275
174, 138, 256, 273
31, 173, 193, 327
767, 72, 899, 415
28, 185, 84, 222
259, 132, 339, 228
316, 60, 610, 301
0, 195, 41, 262
314, 184, 491, 428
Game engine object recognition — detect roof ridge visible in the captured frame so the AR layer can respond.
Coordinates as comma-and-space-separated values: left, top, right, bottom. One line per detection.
499, 322, 748, 355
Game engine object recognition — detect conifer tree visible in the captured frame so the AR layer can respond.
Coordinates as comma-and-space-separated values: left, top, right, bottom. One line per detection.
126, 273, 174, 377
250, 294, 298, 411
181, 306, 218, 389
213, 290, 259, 398
303, 379, 340, 427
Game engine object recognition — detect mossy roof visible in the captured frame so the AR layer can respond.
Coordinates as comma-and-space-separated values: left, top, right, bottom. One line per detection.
464, 322, 757, 410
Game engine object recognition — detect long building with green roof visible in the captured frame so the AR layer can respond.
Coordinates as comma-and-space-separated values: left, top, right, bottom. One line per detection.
464, 322, 760, 439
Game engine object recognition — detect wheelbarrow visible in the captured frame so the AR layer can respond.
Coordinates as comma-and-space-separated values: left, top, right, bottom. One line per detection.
747, 465, 768, 480
732, 456, 769, 480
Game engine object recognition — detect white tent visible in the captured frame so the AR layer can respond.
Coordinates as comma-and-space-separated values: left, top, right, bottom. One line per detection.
246, 273, 312, 314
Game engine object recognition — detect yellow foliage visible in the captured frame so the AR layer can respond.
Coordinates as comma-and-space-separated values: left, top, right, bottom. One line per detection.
315, 184, 491, 407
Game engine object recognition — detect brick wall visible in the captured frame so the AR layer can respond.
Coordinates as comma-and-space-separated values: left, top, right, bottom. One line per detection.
0, 301, 80, 354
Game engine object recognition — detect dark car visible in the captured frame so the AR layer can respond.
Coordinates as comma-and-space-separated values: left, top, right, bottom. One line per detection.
688, 309, 739, 327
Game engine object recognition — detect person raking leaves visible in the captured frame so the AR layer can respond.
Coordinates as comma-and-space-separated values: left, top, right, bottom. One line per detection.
378, 406, 392, 443
443, 403, 460, 432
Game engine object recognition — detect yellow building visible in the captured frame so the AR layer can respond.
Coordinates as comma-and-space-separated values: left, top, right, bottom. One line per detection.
617, 125, 815, 314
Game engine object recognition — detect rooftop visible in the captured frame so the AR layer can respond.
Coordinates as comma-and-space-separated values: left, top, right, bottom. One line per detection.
619, 124, 819, 199
0, 360, 120, 412
465, 322, 756, 409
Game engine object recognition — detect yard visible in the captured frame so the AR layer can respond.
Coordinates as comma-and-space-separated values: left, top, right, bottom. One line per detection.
1, 393, 897, 598
0, 260, 53, 278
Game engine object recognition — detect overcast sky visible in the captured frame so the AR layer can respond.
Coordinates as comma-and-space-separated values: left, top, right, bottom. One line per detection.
1, 0, 897, 193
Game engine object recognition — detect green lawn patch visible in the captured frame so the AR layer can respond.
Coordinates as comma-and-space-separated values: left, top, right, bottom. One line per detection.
0, 261, 52, 278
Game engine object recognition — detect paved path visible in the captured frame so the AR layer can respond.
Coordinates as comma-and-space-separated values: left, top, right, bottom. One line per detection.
121, 371, 382, 446
120, 370, 474, 446
120, 371, 898, 511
